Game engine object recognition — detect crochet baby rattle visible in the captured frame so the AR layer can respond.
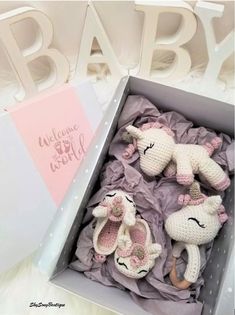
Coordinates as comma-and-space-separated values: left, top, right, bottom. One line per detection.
165, 182, 228, 289
123, 122, 230, 191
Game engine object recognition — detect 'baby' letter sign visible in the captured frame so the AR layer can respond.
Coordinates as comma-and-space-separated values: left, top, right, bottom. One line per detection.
0, 2, 233, 100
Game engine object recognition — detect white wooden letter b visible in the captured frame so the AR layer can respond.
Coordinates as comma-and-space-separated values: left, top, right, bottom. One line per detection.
133, 1, 197, 82
0, 7, 69, 101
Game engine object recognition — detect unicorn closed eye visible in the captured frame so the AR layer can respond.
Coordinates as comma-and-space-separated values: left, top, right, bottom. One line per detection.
124, 122, 230, 191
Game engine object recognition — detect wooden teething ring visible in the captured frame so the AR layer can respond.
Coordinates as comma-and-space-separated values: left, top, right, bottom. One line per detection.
169, 257, 192, 289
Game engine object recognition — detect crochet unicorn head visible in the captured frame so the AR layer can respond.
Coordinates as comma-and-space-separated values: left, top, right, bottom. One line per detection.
124, 122, 175, 176
124, 123, 230, 191
165, 195, 223, 245
165, 182, 227, 289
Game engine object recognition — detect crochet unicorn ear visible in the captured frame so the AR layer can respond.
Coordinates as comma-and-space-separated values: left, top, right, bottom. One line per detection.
204, 195, 222, 214
126, 125, 144, 140
148, 243, 162, 260
117, 234, 132, 250
92, 205, 108, 217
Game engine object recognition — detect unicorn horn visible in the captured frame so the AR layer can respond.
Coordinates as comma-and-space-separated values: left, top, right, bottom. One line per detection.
189, 181, 202, 200
204, 196, 222, 215
126, 125, 144, 140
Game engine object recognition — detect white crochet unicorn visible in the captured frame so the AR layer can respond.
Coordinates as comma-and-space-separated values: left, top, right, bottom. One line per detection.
165, 182, 228, 289
124, 122, 230, 191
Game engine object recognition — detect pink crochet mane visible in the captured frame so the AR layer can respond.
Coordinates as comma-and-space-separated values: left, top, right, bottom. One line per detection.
140, 122, 174, 137
122, 122, 174, 159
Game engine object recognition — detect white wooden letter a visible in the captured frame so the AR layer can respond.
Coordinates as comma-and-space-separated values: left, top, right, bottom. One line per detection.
0, 7, 69, 101
76, 4, 126, 81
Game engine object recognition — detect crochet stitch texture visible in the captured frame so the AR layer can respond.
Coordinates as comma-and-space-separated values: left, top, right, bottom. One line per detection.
124, 123, 230, 191
92, 190, 136, 256
165, 195, 224, 283
114, 218, 162, 279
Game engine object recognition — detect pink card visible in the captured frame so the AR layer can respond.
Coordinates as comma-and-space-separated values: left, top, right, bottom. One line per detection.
9, 85, 93, 206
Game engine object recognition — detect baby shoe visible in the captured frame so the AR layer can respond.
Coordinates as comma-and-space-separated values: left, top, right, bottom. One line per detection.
92, 190, 136, 258
114, 218, 162, 278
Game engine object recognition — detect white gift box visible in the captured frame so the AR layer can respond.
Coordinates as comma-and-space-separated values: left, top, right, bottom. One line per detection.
37, 76, 234, 315
0, 81, 102, 274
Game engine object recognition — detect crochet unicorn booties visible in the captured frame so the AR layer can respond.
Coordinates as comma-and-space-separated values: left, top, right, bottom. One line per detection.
93, 190, 136, 259
114, 218, 162, 279
124, 123, 230, 191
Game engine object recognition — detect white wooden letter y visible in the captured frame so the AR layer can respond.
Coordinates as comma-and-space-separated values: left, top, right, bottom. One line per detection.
195, 1, 235, 88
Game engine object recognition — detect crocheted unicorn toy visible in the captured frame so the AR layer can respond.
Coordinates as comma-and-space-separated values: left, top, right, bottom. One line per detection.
123, 122, 230, 191
165, 182, 228, 289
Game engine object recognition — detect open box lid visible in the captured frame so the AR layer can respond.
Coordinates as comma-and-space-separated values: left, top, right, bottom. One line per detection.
35, 77, 129, 277
0, 80, 102, 274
